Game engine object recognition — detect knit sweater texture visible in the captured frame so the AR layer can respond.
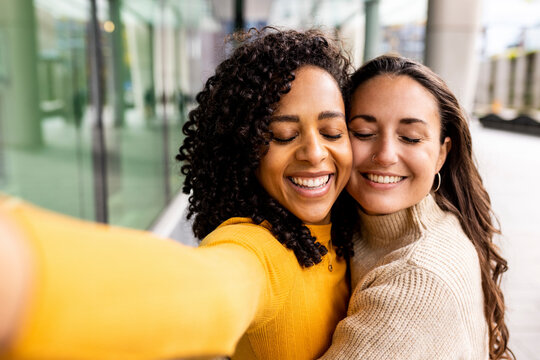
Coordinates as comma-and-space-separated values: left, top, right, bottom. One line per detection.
0, 196, 348, 360
321, 194, 489, 359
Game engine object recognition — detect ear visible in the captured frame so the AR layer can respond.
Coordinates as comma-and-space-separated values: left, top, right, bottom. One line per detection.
436, 136, 451, 172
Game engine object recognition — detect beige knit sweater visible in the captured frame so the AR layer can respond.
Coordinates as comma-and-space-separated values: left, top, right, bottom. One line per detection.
321, 194, 489, 359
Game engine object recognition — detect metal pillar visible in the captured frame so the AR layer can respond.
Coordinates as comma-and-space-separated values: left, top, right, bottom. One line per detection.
158, 0, 171, 203
424, 0, 482, 112
109, 0, 125, 128
234, 0, 244, 32
89, 0, 109, 223
363, 0, 380, 63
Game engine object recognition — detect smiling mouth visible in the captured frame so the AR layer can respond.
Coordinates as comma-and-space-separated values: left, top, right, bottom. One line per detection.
363, 173, 405, 184
289, 175, 331, 189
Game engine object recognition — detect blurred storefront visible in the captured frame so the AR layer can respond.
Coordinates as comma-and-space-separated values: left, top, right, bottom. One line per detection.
1, 0, 426, 229
1, 0, 491, 230
0, 0, 232, 229
474, 1, 540, 135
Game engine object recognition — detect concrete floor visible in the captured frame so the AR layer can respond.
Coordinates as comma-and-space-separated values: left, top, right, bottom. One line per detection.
470, 120, 540, 359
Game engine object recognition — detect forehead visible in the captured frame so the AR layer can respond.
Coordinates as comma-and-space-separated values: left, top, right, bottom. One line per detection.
275, 65, 343, 112
350, 75, 440, 125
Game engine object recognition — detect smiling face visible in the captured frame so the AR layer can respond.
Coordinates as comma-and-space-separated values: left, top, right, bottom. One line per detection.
346, 74, 451, 215
256, 66, 352, 225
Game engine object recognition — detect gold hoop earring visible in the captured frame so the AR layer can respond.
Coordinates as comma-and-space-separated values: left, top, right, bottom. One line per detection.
433, 172, 441, 192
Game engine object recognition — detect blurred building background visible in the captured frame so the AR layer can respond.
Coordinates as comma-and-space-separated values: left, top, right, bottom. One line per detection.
2, 0, 536, 229
1, 0, 539, 358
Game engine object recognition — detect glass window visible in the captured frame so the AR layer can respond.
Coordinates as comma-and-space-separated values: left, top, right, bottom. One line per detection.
0, 0, 95, 220
0, 0, 231, 229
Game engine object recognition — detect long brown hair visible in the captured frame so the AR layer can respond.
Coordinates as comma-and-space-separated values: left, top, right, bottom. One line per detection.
348, 55, 513, 359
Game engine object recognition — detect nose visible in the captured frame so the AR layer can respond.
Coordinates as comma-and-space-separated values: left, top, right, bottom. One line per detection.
371, 136, 398, 166
296, 131, 328, 165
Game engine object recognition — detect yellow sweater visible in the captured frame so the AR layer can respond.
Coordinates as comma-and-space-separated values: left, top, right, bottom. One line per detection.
0, 196, 348, 360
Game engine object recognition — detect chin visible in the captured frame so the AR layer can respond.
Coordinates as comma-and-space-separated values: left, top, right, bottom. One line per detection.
362, 202, 401, 216
291, 205, 332, 225
354, 193, 403, 215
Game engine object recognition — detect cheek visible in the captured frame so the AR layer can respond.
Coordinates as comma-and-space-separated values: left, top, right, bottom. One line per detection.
257, 151, 280, 184
350, 141, 370, 167
406, 145, 441, 177
334, 141, 353, 167
258, 145, 293, 189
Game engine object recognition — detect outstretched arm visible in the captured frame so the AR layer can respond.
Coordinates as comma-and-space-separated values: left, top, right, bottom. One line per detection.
0, 198, 267, 360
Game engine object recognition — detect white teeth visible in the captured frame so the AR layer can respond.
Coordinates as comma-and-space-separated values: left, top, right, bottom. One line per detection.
366, 173, 403, 184
290, 175, 330, 189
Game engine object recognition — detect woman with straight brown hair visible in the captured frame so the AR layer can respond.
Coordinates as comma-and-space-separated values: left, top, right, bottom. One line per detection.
322, 55, 513, 360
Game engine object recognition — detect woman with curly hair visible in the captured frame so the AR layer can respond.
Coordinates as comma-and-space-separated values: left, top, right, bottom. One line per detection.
0, 28, 354, 360
321, 55, 513, 359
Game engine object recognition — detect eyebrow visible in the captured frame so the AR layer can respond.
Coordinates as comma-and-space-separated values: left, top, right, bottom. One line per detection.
349, 114, 427, 125
271, 115, 299, 122
349, 114, 376, 123
319, 111, 345, 120
400, 118, 427, 125
271, 111, 345, 122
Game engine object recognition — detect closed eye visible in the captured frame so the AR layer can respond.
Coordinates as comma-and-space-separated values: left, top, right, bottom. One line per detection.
400, 136, 421, 144
272, 134, 297, 143
322, 133, 342, 140
351, 131, 374, 140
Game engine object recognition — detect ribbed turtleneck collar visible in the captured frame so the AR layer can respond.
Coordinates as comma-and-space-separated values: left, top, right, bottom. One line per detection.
358, 194, 445, 248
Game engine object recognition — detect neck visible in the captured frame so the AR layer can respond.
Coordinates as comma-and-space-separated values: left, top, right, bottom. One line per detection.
357, 194, 444, 247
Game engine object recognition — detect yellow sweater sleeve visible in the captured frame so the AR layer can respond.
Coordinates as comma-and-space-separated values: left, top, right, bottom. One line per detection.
0, 199, 270, 360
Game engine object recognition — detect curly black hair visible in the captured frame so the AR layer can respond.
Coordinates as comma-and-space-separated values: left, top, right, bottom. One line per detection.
176, 27, 354, 267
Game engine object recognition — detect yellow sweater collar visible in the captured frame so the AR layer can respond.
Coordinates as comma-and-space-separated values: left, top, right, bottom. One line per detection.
218, 217, 332, 246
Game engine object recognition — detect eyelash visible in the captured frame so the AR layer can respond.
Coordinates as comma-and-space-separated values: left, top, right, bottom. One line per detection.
351, 132, 373, 140
351, 132, 421, 144
272, 133, 342, 143
273, 136, 296, 143
323, 133, 342, 140
400, 136, 421, 144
